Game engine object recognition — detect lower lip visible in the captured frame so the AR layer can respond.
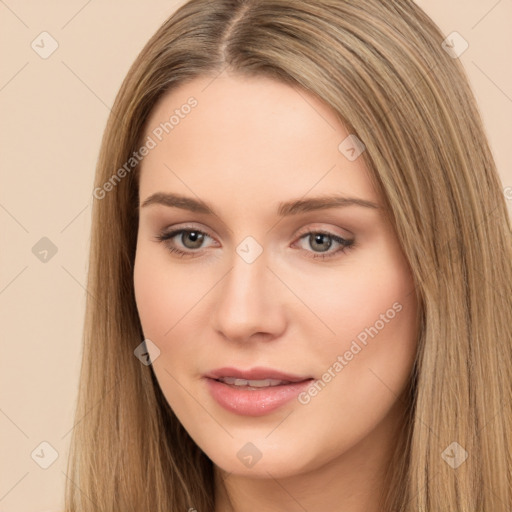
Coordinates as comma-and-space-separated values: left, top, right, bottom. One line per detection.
204, 377, 314, 416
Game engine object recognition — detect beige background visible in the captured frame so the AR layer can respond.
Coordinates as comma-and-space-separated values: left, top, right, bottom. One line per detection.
0, 1, 511, 510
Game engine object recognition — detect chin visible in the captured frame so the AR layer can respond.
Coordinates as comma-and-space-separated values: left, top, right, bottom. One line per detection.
205, 439, 320, 479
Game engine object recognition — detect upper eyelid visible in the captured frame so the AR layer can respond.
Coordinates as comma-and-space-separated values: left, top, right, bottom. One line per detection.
161, 221, 352, 239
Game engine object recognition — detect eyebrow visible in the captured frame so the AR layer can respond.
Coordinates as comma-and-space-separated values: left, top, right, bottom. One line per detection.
140, 192, 379, 216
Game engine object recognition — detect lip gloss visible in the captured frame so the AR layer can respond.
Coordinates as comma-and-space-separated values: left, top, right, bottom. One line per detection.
204, 377, 313, 416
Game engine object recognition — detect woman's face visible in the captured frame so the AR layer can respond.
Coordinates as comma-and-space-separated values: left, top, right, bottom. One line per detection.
134, 73, 419, 479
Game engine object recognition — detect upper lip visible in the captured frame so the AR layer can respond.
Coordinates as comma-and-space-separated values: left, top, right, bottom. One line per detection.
204, 366, 313, 383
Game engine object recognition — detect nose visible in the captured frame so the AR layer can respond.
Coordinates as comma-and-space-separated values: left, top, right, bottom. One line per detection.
212, 247, 287, 344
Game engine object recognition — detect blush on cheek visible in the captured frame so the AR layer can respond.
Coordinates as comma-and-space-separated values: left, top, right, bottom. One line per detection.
357, 299, 418, 386
134, 261, 169, 339
134, 261, 207, 351
331, 292, 416, 373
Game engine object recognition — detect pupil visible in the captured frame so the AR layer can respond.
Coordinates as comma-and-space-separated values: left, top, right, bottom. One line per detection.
312, 233, 331, 252
184, 231, 203, 248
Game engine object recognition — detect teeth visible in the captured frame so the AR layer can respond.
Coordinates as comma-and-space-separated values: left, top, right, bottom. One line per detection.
218, 377, 289, 387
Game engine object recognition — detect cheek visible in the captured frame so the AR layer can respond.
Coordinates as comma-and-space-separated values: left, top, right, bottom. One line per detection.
133, 245, 222, 376
133, 253, 168, 338
296, 249, 416, 347
308, 245, 418, 395
292, 263, 417, 454
134, 243, 200, 333
133, 247, 211, 425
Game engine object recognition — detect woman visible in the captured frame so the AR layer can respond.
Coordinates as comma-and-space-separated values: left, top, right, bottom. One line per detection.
66, 0, 512, 510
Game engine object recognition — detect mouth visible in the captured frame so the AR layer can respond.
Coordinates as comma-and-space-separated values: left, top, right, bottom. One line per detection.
203, 367, 315, 416
204, 366, 313, 384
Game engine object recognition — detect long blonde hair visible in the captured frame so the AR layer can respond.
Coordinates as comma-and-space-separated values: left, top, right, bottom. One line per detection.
65, 1, 512, 510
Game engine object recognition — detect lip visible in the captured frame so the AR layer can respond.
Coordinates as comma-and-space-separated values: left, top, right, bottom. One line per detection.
203, 366, 314, 416
204, 366, 312, 382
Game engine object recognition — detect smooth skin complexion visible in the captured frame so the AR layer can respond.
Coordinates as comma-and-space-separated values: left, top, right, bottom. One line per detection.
134, 72, 420, 512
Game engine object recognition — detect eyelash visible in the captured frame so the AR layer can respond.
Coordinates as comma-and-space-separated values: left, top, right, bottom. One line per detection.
154, 226, 355, 261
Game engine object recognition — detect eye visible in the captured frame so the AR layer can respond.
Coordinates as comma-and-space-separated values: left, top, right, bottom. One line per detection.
154, 227, 215, 258
154, 226, 355, 260
293, 230, 355, 260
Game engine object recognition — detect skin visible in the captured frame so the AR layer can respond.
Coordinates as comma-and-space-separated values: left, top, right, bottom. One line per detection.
133, 71, 419, 512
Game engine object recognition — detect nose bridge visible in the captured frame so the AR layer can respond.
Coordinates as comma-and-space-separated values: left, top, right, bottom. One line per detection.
213, 242, 284, 341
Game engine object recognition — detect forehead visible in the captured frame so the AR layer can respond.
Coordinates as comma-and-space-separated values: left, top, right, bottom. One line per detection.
138, 72, 380, 212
